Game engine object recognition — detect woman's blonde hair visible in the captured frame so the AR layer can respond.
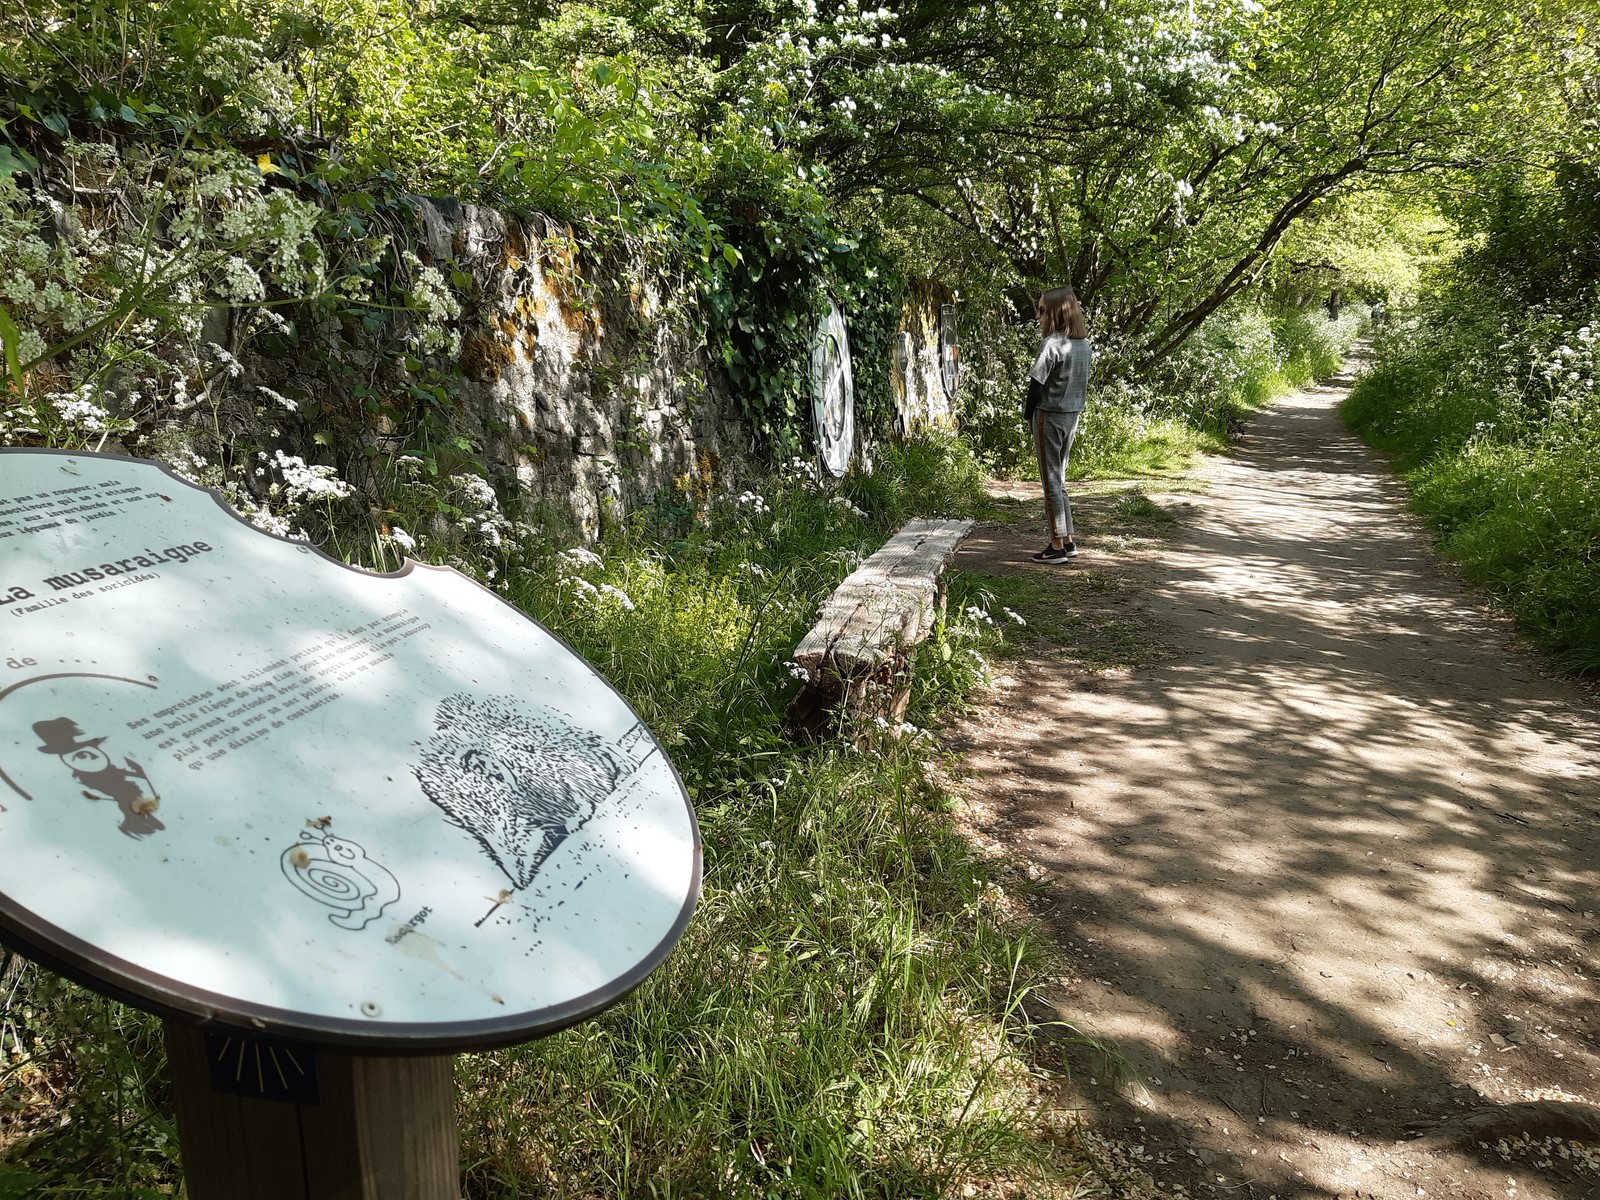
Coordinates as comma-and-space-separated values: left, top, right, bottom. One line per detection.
1037, 287, 1089, 339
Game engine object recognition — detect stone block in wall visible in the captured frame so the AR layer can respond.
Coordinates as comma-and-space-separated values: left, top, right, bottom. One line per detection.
402, 196, 752, 540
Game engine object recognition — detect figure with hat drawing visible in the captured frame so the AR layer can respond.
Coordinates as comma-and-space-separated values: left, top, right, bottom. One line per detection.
34, 718, 164, 839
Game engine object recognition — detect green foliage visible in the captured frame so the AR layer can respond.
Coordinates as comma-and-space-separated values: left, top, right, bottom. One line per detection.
694, 126, 904, 455
1270, 190, 1456, 307
0, 959, 179, 1195
846, 429, 991, 523
1410, 441, 1600, 659
953, 310, 1036, 478
1444, 160, 1600, 306
1344, 279, 1600, 668
1273, 309, 1359, 387
960, 299, 1356, 482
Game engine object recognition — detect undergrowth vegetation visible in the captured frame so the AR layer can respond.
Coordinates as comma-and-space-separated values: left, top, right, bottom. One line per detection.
1343, 156, 1600, 673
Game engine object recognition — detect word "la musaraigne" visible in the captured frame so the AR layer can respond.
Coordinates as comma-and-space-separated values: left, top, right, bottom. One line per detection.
3, 541, 216, 602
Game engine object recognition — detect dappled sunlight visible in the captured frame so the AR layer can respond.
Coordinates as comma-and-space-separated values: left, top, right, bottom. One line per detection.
953, 380, 1600, 1196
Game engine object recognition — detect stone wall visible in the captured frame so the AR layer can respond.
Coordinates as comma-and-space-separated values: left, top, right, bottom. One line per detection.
405, 198, 954, 537
409, 197, 739, 540
893, 279, 959, 432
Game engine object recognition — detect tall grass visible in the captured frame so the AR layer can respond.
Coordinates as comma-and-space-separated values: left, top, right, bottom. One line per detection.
1343, 293, 1600, 669
1, 434, 1087, 1198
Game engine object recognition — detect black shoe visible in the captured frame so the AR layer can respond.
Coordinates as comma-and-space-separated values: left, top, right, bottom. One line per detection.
1038, 541, 1078, 563
1029, 543, 1056, 562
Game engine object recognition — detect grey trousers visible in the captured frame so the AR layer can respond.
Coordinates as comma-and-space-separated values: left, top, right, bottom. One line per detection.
1032, 407, 1081, 540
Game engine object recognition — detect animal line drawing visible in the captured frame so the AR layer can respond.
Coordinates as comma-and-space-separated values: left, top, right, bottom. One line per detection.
411, 694, 656, 924
34, 716, 164, 839
280, 827, 401, 931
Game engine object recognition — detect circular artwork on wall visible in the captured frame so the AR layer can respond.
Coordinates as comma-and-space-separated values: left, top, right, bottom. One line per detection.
939, 302, 960, 398
811, 302, 855, 478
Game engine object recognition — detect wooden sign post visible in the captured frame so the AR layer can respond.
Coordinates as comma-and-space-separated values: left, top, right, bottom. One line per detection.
0, 449, 701, 1199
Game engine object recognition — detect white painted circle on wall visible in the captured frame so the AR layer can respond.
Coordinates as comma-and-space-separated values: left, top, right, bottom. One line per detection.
811, 302, 855, 478
939, 303, 960, 398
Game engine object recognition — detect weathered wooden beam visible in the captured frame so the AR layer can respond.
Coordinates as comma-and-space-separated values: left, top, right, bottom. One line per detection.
786, 518, 974, 737
165, 1022, 459, 1200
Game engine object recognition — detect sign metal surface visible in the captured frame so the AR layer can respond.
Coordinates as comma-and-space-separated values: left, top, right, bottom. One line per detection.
0, 450, 700, 1051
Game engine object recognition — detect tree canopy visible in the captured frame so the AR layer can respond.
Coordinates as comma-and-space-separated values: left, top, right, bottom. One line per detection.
1, 0, 1593, 422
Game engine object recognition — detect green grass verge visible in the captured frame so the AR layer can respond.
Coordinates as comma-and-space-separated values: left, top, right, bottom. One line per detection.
1344, 360, 1600, 673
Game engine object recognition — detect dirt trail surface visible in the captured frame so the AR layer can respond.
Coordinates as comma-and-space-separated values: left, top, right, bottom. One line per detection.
948, 369, 1600, 1198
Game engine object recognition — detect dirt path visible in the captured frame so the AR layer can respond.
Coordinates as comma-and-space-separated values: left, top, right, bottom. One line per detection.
948, 368, 1600, 1198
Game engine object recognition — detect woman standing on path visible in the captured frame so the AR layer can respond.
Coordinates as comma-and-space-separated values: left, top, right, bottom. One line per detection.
1026, 287, 1093, 563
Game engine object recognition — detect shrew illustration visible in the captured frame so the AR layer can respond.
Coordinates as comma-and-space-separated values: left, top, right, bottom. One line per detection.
34, 717, 164, 839
281, 828, 401, 931
412, 694, 646, 899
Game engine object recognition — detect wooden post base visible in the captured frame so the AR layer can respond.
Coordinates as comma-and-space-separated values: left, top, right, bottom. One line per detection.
164, 1021, 459, 1200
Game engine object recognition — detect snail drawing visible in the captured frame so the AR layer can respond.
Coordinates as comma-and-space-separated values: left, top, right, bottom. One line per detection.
280, 829, 400, 931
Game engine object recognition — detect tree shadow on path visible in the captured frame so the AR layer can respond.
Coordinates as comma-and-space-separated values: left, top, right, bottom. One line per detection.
949, 376, 1600, 1199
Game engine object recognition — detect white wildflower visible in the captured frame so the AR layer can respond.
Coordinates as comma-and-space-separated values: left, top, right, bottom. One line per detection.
557, 547, 604, 570
456, 474, 498, 511
48, 385, 111, 432
270, 450, 353, 503
256, 385, 297, 411
220, 255, 265, 302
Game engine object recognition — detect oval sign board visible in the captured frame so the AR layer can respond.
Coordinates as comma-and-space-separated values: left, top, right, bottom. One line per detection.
810, 302, 855, 478
0, 450, 700, 1051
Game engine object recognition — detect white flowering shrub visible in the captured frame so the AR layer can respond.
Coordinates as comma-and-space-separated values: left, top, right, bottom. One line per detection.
1533, 318, 1600, 440
400, 251, 463, 357
0, 140, 333, 461
194, 36, 299, 135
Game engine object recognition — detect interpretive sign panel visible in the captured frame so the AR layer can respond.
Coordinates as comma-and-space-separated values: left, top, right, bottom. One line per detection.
0, 449, 700, 1051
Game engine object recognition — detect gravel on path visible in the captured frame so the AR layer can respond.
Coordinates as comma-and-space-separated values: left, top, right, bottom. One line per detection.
948, 369, 1600, 1199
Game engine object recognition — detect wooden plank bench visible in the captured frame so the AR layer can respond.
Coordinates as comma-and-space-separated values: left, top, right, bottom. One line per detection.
785, 517, 974, 737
